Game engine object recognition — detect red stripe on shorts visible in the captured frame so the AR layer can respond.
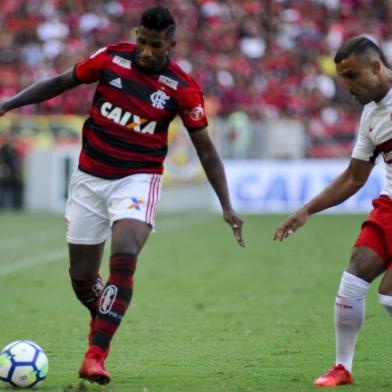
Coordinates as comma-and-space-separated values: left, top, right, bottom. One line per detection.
146, 174, 159, 225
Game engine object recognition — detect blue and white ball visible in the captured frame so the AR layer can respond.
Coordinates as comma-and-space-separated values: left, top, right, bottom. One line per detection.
0, 340, 48, 388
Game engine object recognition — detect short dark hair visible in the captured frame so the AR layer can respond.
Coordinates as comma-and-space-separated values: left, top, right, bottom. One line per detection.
139, 6, 176, 39
334, 36, 389, 66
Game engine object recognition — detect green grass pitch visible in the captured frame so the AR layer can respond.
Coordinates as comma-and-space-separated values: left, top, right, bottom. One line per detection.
0, 211, 391, 391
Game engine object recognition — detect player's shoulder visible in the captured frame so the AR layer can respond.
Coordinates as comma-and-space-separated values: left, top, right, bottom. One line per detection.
167, 59, 202, 92
105, 42, 136, 54
361, 101, 376, 121
87, 43, 135, 61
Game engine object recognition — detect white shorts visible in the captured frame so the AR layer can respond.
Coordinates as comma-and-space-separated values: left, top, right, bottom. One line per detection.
65, 169, 162, 245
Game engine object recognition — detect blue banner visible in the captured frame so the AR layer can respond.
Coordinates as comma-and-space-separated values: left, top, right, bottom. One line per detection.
223, 160, 385, 213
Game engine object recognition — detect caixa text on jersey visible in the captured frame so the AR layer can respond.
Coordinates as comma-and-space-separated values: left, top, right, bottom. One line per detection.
100, 101, 157, 134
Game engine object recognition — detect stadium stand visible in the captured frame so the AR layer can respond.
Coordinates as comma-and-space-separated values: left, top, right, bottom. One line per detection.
0, 0, 391, 158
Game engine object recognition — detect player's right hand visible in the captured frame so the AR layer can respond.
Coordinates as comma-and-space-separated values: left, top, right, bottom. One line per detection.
273, 207, 310, 241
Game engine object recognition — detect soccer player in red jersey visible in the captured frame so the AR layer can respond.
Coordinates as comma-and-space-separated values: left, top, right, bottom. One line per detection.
0, 6, 244, 385
274, 36, 392, 387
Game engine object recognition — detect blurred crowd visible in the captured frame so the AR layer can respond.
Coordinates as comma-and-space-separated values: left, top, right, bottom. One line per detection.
1, 0, 392, 157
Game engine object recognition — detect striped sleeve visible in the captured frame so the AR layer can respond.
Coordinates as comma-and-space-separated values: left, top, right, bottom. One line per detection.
74, 47, 108, 84
178, 83, 208, 131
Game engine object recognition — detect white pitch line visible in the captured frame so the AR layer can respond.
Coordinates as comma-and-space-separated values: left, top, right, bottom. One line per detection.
0, 214, 214, 276
0, 249, 67, 276
0, 229, 64, 251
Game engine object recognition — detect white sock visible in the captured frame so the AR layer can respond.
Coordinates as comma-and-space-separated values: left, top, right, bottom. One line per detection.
378, 293, 392, 316
335, 271, 370, 373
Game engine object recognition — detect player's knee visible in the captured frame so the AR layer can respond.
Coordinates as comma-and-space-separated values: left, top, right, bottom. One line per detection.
378, 293, 392, 316
347, 247, 383, 282
69, 266, 97, 282
338, 271, 369, 298
111, 219, 151, 256
111, 237, 143, 257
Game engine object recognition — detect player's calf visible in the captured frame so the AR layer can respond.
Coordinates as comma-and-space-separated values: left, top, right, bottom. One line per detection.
69, 272, 104, 316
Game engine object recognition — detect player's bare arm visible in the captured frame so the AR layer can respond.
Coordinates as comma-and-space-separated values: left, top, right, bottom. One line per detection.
0, 68, 78, 116
274, 158, 374, 241
189, 128, 245, 247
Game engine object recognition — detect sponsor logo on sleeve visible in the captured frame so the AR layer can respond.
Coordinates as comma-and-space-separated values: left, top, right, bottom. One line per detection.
158, 75, 178, 90
185, 105, 205, 121
113, 55, 131, 69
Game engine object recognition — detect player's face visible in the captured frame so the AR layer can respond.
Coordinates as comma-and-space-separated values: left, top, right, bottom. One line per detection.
135, 26, 175, 72
336, 54, 384, 104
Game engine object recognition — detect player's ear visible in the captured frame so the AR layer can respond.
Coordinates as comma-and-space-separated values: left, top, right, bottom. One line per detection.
371, 59, 381, 74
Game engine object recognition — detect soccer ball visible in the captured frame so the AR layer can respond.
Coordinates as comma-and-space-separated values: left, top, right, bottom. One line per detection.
0, 340, 48, 388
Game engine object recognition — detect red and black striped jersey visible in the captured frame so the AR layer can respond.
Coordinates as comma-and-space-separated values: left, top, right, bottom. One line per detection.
73, 42, 208, 179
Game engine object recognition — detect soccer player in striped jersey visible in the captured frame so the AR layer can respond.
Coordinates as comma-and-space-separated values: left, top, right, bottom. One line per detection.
0, 6, 244, 385
274, 36, 392, 387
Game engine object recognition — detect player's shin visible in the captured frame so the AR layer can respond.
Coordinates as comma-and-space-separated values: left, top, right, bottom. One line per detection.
69, 271, 104, 317
91, 253, 137, 352
335, 271, 369, 372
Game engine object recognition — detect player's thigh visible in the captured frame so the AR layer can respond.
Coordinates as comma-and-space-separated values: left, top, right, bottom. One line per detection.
65, 204, 110, 249
65, 170, 112, 245
107, 173, 161, 256
110, 218, 151, 256
107, 173, 162, 230
66, 202, 109, 279
347, 246, 386, 283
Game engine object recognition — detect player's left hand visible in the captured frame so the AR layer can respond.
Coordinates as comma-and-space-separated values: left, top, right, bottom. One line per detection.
223, 209, 245, 247
273, 206, 309, 241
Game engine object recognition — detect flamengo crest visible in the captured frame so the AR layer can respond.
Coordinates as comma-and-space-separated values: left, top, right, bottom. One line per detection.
150, 90, 170, 109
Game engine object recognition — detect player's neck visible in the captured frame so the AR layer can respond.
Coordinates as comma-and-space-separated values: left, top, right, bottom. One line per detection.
135, 56, 170, 74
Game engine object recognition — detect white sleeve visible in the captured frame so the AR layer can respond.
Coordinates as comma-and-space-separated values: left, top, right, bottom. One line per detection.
351, 108, 376, 162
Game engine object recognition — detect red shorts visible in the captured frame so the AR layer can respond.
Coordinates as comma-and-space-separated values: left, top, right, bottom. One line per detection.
355, 195, 392, 268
